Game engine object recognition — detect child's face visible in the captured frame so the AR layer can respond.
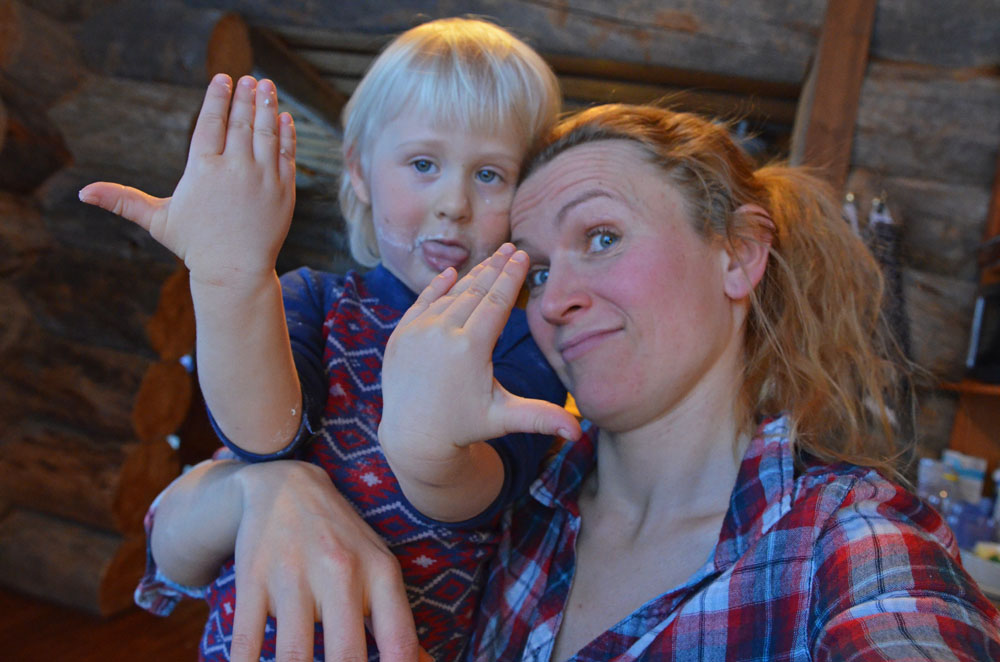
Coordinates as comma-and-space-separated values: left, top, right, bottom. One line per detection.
349, 112, 526, 293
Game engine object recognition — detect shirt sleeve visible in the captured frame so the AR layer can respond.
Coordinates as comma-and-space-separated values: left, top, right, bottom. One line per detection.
482, 307, 568, 513
134, 484, 210, 615
809, 474, 1000, 661
212, 267, 330, 462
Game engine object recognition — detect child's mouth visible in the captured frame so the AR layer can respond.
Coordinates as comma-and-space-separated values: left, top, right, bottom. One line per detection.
420, 239, 470, 273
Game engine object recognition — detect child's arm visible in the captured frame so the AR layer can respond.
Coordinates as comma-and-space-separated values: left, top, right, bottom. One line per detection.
378, 245, 581, 522
80, 74, 302, 455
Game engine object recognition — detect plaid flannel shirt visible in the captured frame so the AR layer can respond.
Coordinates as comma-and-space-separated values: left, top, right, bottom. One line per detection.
469, 417, 1000, 661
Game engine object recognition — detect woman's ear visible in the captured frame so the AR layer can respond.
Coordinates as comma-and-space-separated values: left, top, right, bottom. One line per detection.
722, 204, 773, 300
345, 146, 371, 206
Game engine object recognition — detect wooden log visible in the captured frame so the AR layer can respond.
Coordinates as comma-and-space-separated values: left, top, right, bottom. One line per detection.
846, 168, 991, 281
0, 420, 179, 533
853, 62, 1000, 189
0, 78, 72, 194
0, 0, 87, 107
0, 509, 145, 616
0, 280, 31, 355
188, 0, 825, 85
870, 0, 1000, 70
789, 0, 876, 194
77, 0, 252, 86
903, 267, 979, 380
22, 0, 120, 22
14, 246, 174, 355
0, 327, 151, 439
0, 192, 51, 276
0, 94, 6, 154
249, 26, 348, 134
47, 76, 204, 194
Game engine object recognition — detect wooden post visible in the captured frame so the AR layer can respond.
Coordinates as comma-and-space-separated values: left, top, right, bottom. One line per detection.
789, 0, 877, 194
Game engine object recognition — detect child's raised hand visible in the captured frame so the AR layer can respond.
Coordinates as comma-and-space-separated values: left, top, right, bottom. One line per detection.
79, 74, 297, 288
379, 245, 581, 468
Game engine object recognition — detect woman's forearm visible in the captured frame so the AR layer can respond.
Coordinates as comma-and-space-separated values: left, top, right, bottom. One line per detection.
149, 459, 246, 588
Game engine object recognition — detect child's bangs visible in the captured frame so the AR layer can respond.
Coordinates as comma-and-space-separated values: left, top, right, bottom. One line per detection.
387, 55, 531, 138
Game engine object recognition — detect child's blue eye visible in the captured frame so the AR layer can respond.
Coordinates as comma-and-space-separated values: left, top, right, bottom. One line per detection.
526, 268, 549, 291
412, 159, 434, 173
476, 169, 500, 184
587, 229, 619, 253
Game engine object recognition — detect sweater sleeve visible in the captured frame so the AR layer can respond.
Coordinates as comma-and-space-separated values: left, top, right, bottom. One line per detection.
211, 267, 332, 461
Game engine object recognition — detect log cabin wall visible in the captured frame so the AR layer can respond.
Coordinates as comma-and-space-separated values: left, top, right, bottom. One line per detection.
0, 0, 997, 615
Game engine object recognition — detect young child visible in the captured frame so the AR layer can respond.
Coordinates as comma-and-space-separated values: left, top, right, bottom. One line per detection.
80, 17, 571, 662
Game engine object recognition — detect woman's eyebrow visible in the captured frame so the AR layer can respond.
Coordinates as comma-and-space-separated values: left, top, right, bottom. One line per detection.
555, 190, 614, 227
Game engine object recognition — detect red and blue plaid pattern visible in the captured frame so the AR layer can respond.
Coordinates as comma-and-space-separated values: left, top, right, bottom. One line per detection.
469, 417, 1000, 661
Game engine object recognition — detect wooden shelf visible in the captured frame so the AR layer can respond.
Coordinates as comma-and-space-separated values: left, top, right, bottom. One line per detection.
941, 380, 1000, 397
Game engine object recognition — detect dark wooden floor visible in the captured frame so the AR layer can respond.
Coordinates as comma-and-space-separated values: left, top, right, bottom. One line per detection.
2, 587, 207, 661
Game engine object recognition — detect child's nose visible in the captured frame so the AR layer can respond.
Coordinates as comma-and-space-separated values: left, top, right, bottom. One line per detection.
435, 176, 472, 223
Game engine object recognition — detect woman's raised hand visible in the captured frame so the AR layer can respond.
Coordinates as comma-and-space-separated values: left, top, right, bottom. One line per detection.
379, 245, 581, 465
78, 74, 296, 288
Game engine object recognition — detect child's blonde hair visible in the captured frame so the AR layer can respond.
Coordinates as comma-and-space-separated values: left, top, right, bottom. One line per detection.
523, 104, 914, 481
339, 17, 561, 266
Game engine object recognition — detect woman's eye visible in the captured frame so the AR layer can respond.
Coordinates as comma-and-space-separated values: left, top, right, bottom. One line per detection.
526, 268, 549, 291
587, 229, 620, 253
412, 159, 434, 173
476, 169, 500, 184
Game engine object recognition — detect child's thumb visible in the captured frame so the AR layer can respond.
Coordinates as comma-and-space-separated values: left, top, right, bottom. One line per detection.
79, 182, 164, 232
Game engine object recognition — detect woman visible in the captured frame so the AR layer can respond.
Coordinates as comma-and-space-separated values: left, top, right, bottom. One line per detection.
147, 104, 1000, 661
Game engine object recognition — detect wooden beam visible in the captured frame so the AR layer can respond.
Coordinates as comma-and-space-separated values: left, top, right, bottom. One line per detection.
249, 25, 349, 134
789, 0, 877, 193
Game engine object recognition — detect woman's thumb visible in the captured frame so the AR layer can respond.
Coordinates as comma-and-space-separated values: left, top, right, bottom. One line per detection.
504, 395, 582, 441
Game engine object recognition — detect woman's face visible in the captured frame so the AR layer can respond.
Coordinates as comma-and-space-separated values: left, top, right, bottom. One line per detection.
511, 140, 741, 432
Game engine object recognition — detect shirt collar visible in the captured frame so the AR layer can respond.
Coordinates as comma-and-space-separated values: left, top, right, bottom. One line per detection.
530, 416, 796, 569
363, 264, 418, 312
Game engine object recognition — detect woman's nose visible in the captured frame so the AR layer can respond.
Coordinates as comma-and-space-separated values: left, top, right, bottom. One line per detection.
435, 175, 471, 223
538, 265, 590, 324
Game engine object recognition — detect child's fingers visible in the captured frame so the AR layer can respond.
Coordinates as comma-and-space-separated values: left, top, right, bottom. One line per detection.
463, 249, 528, 338
188, 73, 232, 161
78, 182, 165, 233
278, 112, 296, 182
252, 79, 280, 167
224, 75, 257, 158
438, 245, 516, 327
395, 267, 458, 327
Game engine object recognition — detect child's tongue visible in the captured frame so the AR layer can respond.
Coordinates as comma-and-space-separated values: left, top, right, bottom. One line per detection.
421, 240, 470, 273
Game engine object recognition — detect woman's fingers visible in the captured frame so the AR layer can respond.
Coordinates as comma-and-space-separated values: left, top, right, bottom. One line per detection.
189, 73, 233, 161
273, 592, 317, 662
318, 579, 368, 662
253, 79, 281, 168
224, 76, 257, 158
367, 560, 422, 662
230, 582, 268, 662
78, 182, 166, 233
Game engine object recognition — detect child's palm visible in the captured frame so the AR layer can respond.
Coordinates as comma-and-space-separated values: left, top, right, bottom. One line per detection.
81, 74, 296, 287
